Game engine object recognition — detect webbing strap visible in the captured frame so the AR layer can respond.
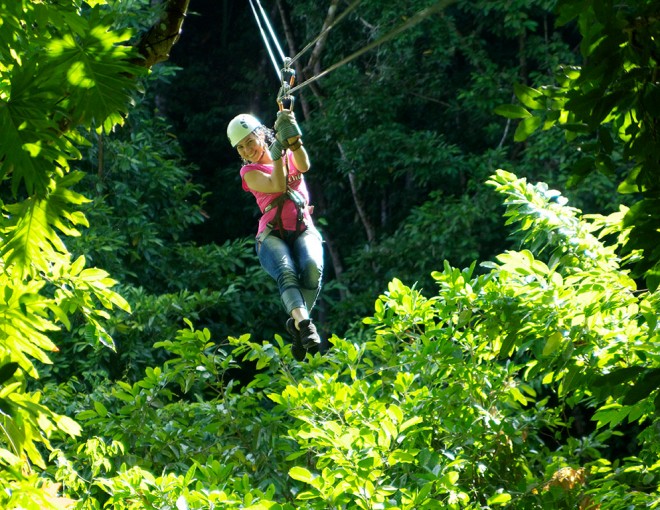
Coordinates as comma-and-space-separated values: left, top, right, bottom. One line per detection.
263, 188, 307, 236
263, 192, 288, 215
261, 151, 306, 234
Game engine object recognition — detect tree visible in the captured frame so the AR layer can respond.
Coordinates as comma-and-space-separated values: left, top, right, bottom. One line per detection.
0, 0, 192, 504
3, 0, 658, 507
41, 169, 660, 508
497, 0, 660, 289
276, 0, 610, 331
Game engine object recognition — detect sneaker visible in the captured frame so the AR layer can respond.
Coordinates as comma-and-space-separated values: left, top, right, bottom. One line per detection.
298, 319, 321, 353
286, 318, 306, 361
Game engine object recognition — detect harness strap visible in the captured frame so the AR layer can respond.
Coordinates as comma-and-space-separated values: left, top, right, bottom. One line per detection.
263, 187, 308, 236
266, 150, 306, 236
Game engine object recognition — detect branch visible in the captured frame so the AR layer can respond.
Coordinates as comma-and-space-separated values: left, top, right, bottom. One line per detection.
338, 143, 376, 244
132, 0, 192, 68
306, 0, 341, 77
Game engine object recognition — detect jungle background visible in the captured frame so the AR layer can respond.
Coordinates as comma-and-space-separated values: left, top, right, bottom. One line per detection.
1, 0, 659, 508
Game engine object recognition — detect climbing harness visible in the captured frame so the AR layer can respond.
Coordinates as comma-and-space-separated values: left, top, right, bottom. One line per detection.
262, 186, 307, 235
258, 174, 309, 244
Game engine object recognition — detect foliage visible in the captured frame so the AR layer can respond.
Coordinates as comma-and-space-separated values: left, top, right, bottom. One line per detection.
496, 0, 660, 288
266, 0, 611, 330
166, 0, 589, 260
0, 0, 146, 502
68, 98, 208, 290
3, 0, 660, 508
35, 170, 659, 509
43, 86, 285, 384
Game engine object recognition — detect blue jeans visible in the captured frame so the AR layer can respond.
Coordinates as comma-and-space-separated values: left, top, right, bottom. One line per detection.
256, 227, 324, 314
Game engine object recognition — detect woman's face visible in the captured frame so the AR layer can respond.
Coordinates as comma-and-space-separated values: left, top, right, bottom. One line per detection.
236, 132, 266, 163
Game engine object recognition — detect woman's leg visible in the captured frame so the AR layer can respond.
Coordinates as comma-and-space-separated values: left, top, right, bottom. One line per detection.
257, 231, 321, 355
293, 227, 324, 312
257, 233, 306, 314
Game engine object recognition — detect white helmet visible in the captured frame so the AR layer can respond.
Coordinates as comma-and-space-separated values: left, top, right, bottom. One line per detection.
227, 114, 262, 147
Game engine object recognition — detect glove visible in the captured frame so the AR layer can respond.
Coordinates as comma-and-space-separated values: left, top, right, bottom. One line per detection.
269, 139, 284, 161
274, 110, 302, 148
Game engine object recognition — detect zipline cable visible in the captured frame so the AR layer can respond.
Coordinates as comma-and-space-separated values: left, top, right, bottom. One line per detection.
287, 0, 456, 96
247, 0, 364, 88
288, 0, 363, 68
248, 0, 456, 102
254, 0, 286, 63
248, 0, 283, 79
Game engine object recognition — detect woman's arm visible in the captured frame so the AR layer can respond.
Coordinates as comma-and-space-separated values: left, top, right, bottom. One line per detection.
290, 138, 310, 173
275, 110, 310, 172
243, 158, 287, 193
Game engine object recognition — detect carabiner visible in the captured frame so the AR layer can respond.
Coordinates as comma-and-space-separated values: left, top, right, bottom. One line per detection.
278, 57, 296, 110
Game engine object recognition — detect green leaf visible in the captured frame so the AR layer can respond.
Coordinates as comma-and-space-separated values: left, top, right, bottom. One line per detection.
1, 171, 90, 277
55, 415, 82, 437
400, 416, 423, 432
556, 1, 584, 26
514, 116, 542, 141
493, 104, 532, 119
487, 492, 512, 505
44, 11, 144, 134
593, 404, 630, 429
499, 316, 520, 358
542, 332, 563, 356
442, 471, 460, 485
0, 78, 56, 196
510, 387, 528, 405
513, 83, 545, 109
0, 397, 13, 417
622, 368, 660, 406
93, 401, 108, 417
617, 166, 643, 194
289, 466, 315, 484
593, 366, 644, 388
388, 450, 417, 464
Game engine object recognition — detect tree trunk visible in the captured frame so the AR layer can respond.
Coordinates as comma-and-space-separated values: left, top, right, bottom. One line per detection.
132, 0, 192, 68
277, 0, 376, 249
341, 144, 376, 243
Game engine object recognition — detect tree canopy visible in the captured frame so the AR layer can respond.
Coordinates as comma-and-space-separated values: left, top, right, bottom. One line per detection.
1, 0, 659, 508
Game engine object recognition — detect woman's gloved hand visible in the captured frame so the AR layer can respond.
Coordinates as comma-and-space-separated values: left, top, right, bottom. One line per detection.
274, 110, 302, 147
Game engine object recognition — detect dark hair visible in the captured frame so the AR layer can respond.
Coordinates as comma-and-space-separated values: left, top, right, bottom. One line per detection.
257, 125, 275, 145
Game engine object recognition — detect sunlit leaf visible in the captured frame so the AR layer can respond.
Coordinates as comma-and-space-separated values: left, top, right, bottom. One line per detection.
513, 115, 542, 141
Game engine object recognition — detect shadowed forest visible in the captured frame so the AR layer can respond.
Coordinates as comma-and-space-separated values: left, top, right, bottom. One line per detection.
1, 0, 659, 508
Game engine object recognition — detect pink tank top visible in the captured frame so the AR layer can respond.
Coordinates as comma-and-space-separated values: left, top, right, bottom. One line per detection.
240, 151, 313, 235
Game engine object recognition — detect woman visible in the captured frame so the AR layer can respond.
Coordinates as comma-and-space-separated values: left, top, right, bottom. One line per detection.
227, 110, 324, 361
